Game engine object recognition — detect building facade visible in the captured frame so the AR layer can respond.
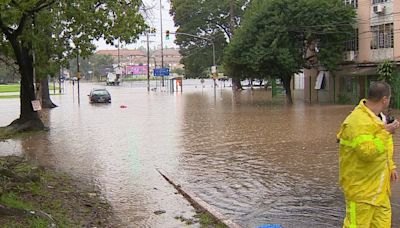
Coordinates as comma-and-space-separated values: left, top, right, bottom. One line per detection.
297, 0, 400, 104
95, 48, 183, 72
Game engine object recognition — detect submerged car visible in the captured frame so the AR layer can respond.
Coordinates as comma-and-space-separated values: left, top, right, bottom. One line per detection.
88, 88, 111, 103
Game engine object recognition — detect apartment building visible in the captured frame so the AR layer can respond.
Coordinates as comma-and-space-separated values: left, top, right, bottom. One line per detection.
295, 0, 400, 104
95, 49, 147, 66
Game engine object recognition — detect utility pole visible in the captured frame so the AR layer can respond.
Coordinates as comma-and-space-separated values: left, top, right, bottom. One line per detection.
58, 53, 62, 94
172, 31, 216, 91
159, 0, 165, 87
118, 40, 120, 67
230, 0, 235, 39
147, 33, 150, 92
142, 29, 156, 92
77, 51, 80, 104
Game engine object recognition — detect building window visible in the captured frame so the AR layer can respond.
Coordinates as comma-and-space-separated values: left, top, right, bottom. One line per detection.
344, 29, 359, 51
372, 0, 389, 4
371, 23, 393, 49
294, 73, 304, 90
344, 0, 358, 7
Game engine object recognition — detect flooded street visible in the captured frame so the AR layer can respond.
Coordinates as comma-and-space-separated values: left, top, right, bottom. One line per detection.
1, 80, 400, 227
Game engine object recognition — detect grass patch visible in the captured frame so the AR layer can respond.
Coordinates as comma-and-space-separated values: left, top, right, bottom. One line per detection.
0, 84, 60, 93
0, 192, 32, 210
0, 156, 116, 227
0, 84, 20, 93
0, 95, 19, 99
0, 127, 18, 140
195, 212, 228, 228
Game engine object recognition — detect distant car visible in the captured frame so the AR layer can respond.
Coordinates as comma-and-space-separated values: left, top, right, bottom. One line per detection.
106, 73, 120, 86
88, 88, 111, 103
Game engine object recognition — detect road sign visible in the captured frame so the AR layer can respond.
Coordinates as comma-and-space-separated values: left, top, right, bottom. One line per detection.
153, 68, 170, 77
31, 100, 42, 111
211, 66, 217, 74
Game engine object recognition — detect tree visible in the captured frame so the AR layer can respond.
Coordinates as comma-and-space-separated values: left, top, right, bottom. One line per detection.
0, 0, 146, 131
0, 55, 19, 83
224, 0, 356, 103
170, 0, 247, 81
377, 60, 400, 108
377, 60, 394, 83
69, 54, 114, 81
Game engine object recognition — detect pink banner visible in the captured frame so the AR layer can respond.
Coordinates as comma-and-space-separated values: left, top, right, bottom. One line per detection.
126, 65, 148, 75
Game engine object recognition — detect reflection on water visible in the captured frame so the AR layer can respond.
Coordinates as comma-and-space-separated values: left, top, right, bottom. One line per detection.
0, 80, 399, 227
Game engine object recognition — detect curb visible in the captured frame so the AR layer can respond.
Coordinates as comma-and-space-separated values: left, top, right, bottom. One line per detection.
156, 168, 242, 228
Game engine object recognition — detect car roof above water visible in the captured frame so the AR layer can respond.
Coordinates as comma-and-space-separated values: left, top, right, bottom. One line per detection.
91, 88, 108, 92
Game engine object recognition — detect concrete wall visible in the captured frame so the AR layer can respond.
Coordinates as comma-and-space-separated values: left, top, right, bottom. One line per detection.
358, 0, 372, 63
394, 1, 400, 61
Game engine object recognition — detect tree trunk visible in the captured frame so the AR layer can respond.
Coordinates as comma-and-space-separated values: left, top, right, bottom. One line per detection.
7, 36, 45, 131
232, 78, 243, 91
40, 76, 57, 109
281, 75, 293, 104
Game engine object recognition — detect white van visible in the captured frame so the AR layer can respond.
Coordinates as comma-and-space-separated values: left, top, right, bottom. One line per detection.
106, 73, 120, 86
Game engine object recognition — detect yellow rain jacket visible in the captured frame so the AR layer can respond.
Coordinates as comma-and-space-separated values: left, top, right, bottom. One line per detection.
337, 99, 396, 207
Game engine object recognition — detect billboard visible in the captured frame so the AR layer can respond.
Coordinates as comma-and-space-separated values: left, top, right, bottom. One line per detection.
126, 65, 148, 75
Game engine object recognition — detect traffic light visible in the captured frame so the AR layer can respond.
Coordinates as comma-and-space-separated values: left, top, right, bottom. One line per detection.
166, 30, 170, 40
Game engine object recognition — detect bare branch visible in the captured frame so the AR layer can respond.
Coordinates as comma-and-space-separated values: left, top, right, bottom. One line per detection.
140, 0, 156, 22
27, 0, 56, 14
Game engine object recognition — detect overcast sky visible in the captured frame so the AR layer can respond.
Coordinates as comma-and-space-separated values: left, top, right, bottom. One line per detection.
94, 0, 178, 51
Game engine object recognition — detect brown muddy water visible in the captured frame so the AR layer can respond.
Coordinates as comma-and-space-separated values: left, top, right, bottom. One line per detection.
1, 80, 400, 228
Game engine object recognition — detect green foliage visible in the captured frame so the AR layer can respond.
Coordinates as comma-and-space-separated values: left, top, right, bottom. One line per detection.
0, 84, 58, 95
171, 68, 185, 76
377, 61, 400, 108
338, 94, 351, 104
170, 0, 247, 78
224, 0, 356, 80
0, 192, 32, 210
0, 59, 19, 83
69, 54, 114, 80
223, 0, 355, 102
28, 217, 50, 228
1, 0, 147, 69
377, 60, 394, 82
194, 212, 228, 228
0, 0, 147, 120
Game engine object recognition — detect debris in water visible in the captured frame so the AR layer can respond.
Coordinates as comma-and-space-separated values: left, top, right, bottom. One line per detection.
154, 210, 166, 215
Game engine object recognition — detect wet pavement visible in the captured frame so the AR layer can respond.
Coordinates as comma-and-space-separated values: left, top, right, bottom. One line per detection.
1, 79, 400, 227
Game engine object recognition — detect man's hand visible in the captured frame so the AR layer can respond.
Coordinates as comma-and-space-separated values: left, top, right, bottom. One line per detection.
391, 169, 398, 182
385, 119, 400, 134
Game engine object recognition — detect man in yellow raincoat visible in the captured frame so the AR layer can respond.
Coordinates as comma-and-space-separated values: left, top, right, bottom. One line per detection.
337, 81, 399, 227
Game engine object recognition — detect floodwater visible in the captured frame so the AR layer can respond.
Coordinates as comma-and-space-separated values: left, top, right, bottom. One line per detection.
1, 79, 400, 228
